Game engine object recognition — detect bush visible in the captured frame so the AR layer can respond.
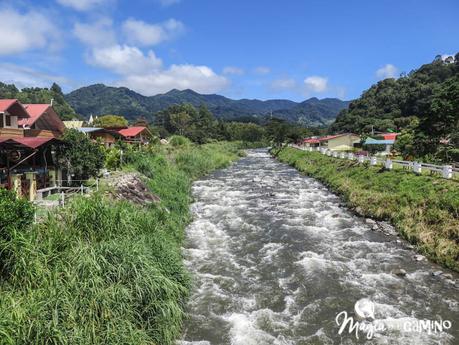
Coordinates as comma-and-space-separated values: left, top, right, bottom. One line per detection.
57, 129, 105, 182
169, 135, 192, 147
0, 189, 34, 239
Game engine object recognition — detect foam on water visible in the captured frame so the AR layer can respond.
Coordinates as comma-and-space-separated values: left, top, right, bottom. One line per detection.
179, 149, 458, 345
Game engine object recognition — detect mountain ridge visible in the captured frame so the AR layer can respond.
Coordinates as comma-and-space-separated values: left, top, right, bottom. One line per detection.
65, 84, 350, 126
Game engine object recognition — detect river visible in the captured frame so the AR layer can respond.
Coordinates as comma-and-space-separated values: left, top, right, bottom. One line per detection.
179, 149, 458, 345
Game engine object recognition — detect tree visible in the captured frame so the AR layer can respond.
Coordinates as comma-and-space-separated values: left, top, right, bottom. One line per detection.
56, 129, 105, 182
170, 111, 192, 136
94, 115, 128, 128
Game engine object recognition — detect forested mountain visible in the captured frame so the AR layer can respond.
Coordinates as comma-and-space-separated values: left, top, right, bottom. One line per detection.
273, 97, 351, 126
0, 82, 78, 120
330, 53, 459, 161
65, 84, 349, 125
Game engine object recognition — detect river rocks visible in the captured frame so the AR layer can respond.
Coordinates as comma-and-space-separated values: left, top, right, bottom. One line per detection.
355, 207, 364, 215
108, 172, 161, 206
365, 218, 376, 225
413, 254, 426, 262
443, 273, 453, 280
392, 268, 407, 277
432, 270, 443, 277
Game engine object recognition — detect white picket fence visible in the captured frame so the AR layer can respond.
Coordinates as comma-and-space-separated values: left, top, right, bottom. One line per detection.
289, 144, 458, 180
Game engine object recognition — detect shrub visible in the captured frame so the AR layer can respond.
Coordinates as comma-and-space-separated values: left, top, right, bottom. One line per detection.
169, 135, 192, 147
0, 189, 34, 239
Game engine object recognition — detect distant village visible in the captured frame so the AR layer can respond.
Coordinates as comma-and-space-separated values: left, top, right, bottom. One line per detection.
0, 99, 150, 202
300, 132, 399, 153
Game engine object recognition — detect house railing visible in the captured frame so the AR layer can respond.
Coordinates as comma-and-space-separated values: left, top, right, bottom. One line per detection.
289, 144, 458, 180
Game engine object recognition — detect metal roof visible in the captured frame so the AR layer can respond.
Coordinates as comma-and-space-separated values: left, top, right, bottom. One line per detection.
364, 138, 395, 145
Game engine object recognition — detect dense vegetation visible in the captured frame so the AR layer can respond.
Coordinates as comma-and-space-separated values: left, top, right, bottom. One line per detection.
331, 54, 459, 162
154, 103, 322, 145
56, 129, 106, 182
0, 82, 78, 120
0, 141, 242, 344
275, 147, 459, 271
93, 115, 129, 128
65, 84, 349, 125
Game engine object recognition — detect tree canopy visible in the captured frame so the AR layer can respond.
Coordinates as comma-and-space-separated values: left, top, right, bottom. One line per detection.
93, 115, 128, 129
56, 129, 105, 182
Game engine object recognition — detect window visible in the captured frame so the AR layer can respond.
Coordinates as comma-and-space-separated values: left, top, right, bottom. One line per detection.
5, 115, 11, 127
0, 113, 3, 128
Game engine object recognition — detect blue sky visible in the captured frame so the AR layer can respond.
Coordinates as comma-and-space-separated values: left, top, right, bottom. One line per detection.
0, 0, 457, 101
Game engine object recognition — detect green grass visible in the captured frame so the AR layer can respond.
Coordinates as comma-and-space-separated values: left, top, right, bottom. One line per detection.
0, 141, 242, 344
274, 147, 459, 271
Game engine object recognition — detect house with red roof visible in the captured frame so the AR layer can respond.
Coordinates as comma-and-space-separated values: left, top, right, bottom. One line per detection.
302, 133, 361, 151
0, 99, 65, 200
115, 126, 150, 145
0, 99, 29, 138
20, 104, 65, 138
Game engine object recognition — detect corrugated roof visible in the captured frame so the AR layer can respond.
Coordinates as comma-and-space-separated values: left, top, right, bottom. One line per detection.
303, 138, 320, 144
0, 99, 29, 118
18, 104, 65, 134
76, 127, 104, 133
364, 138, 395, 145
0, 137, 58, 149
18, 104, 50, 126
380, 133, 400, 140
117, 127, 147, 137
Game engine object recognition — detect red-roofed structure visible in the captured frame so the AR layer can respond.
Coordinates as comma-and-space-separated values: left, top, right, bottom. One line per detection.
380, 133, 400, 141
0, 99, 65, 201
0, 99, 29, 118
19, 104, 65, 137
302, 133, 361, 151
115, 126, 149, 144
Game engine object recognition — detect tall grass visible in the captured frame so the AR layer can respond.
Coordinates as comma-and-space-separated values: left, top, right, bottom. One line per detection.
274, 147, 459, 271
0, 141, 242, 344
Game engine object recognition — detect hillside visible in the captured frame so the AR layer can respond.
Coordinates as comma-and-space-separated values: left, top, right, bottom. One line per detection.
273, 97, 351, 126
330, 53, 459, 161
65, 84, 349, 125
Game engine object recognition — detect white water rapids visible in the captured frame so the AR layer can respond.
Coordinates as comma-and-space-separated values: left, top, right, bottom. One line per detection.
179, 149, 458, 345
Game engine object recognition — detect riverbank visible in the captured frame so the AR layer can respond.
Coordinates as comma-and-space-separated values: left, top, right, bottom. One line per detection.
0, 141, 242, 344
273, 147, 459, 271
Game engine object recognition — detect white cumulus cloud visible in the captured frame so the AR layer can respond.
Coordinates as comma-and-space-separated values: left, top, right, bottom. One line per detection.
85, 44, 228, 95
0, 8, 59, 55
56, 0, 107, 11
376, 64, 398, 79
88, 45, 163, 75
122, 18, 184, 47
223, 66, 245, 75
304, 76, 328, 92
74, 18, 116, 47
119, 65, 229, 96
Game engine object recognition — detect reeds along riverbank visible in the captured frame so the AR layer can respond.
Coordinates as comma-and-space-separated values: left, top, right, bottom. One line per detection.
0, 141, 242, 345
273, 147, 459, 272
